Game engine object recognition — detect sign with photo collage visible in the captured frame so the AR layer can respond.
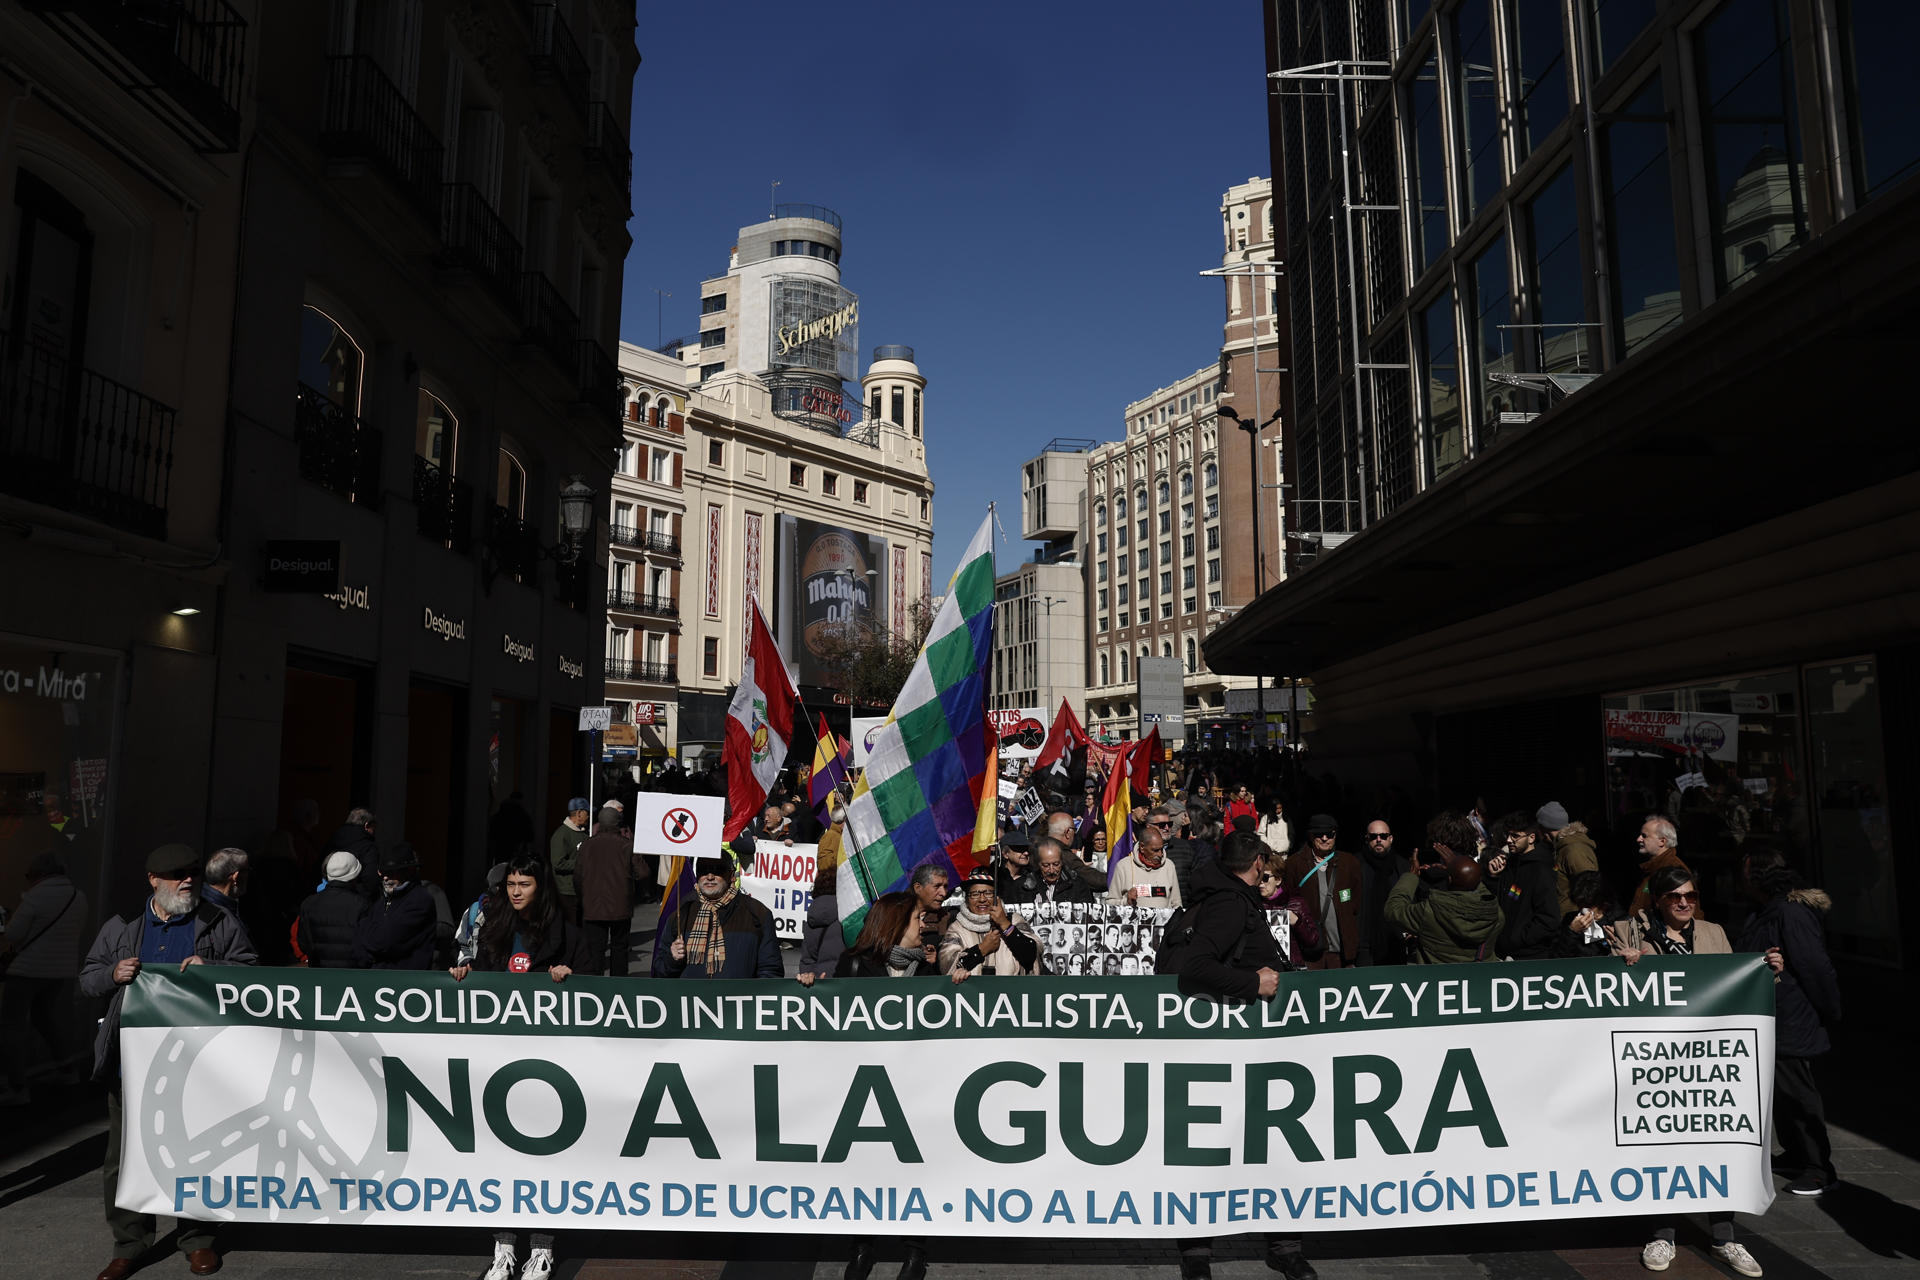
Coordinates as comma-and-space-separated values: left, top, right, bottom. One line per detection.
1023, 898, 1290, 978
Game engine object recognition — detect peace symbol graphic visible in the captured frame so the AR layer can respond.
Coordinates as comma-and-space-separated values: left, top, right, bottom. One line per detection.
142, 1026, 405, 1223
663, 808, 699, 843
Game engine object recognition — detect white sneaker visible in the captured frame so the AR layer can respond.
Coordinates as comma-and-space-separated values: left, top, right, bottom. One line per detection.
1642, 1239, 1675, 1272
1712, 1242, 1763, 1278
520, 1248, 554, 1280
482, 1243, 516, 1280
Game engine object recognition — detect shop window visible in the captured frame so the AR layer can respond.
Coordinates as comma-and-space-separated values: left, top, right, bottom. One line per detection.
1695, 0, 1808, 295
1603, 76, 1683, 357
1838, 1, 1920, 204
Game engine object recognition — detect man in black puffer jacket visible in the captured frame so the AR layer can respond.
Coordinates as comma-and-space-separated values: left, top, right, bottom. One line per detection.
352, 843, 438, 969
1487, 812, 1561, 960
297, 852, 375, 967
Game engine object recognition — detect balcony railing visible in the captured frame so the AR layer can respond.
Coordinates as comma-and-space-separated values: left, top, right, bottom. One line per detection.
584, 101, 632, 201
605, 658, 677, 684
519, 271, 578, 371
322, 55, 445, 224
295, 382, 382, 507
412, 454, 472, 552
607, 589, 677, 617
30, 0, 247, 151
440, 184, 524, 313
487, 505, 538, 584
1, 330, 176, 539
527, 2, 590, 117
573, 340, 620, 419
608, 525, 681, 557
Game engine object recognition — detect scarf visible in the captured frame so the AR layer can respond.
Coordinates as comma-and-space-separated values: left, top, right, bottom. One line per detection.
1647, 914, 1694, 956
684, 885, 736, 976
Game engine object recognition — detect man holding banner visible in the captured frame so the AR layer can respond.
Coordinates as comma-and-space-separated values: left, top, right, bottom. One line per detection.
657, 849, 781, 981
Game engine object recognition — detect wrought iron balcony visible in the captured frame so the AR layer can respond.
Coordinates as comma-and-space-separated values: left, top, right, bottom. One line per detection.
519, 271, 578, 371
605, 658, 677, 684
412, 454, 472, 552
29, 0, 247, 152
440, 184, 524, 313
294, 382, 382, 507
584, 101, 632, 201
486, 505, 538, 584
608, 525, 681, 557
321, 55, 445, 224
607, 589, 677, 617
573, 340, 620, 420
1, 329, 176, 539
527, 2, 590, 118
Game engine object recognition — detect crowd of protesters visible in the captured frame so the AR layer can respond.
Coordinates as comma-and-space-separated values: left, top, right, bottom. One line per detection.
0, 738, 1847, 1280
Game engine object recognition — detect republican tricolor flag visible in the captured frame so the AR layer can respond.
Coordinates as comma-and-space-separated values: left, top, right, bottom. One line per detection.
723, 599, 798, 840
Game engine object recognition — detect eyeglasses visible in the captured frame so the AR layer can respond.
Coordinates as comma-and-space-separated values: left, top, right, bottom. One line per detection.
1661, 891, 1699, 905
1149, 820, 1173, 828
1367, 833, 1392, 841
154, 870, 198, 882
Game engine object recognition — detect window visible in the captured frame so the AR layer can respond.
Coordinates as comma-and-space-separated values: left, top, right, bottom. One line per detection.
1604, 76, 1683, 357
1204, 495, 1217, 519
1159, 540, 1171, 563
1114, 496, 1126, 520
496, 446, 527, 517
701, 293, 726, 315
1160, 602, 1173, 619
1134, 550, 1147, 572
1204, 461, 1217, 489
708, 440, 724, 466
1839, 1, 1920, 204
1525, 166, 1587, 373
1161, 642, 1173, 659
1098, 615, 1109, 633
1696, 0, 1808, 295
789, 462, 806, 488
891, 387, 905, 425
1098, 588, 1109, 609
1455, 3, 1501, 215
1097, 562, 1107, 582
1182, 533, 1194, 558
854, 480, 869, 503
912, 388, 922, 437
822, 471, 839, 497
920, 497, 929, 521
613, 500, 634, 530
1137, 518, 1148, 541
1185, 597, 1196, 614
1181, 503, 1194, 528
1512, 0, 1568, 159
700, 328, 725, 348
869, 388, 881, 421
1156, 480, 1170, 505
1096, 531, 1108, 554
1208, 591, 1222, 608
299, 304, 364, 411
1410, 46, 1449, 271
1420, 290, 1463, 480
1207, 558, 1220, 583
1138, 608, 1149, 625
1120, 651, 1129, 683
1117, 583, 1129, 605
1158, 509, 1171, 535
1183, 565, 1196, 589
1159, 571, 1172, 596
1179, 471, 1192, 497
1470, 235, 1513, 433
1136, 578, 1148, 604
703, 636, 718, 677
1095, 504, 1107, 527
1205, 526, 1219, 551
1099, 653, 1109, 685
1116, 524, 1127, 547
1588, 0, 1656, 72
651, 449, 671, 483
414, 389, 457, 472
1185, 637, 1197, 673
700, 363, 723, 381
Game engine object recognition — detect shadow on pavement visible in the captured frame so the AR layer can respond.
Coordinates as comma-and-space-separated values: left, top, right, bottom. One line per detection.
0, 1129, 106, 1210
1814, 1181, 1920, 1261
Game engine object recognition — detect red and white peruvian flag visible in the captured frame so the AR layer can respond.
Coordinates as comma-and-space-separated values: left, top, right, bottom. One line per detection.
723, 599, 798, 839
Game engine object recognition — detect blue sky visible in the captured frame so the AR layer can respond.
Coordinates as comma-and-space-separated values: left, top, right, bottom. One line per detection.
618, 2, 1271, 581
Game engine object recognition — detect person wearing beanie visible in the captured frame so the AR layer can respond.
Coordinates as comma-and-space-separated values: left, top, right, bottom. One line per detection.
1537, 800, 1599, 917
352, 844, 438, 969
295, 852, 375, 969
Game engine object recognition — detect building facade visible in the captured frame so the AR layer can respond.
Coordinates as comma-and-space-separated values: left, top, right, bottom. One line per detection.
990, 443, 1092, 719
205, 0, 638, 896
1, 0, 259, 918
1208, 0, 1920, 982
1215, 176, 1290, 592
604, 344, 688, 761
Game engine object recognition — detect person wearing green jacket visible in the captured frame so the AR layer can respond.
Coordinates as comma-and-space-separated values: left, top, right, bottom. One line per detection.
547, 797, 590, 923
1385, 812, 1502, 964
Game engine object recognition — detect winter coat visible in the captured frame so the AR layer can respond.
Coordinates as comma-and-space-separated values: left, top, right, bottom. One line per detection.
1612, 911, 1731, 956
328, 823, 377, 862
577, 831, 646, 922
799, 893, 847, 979
658, 892, 782, 979
1107, 852, 1182, 908
471, 913, 598, 975
1736, 889, 1841, 1058
79, 900, 256, 1080
1029, 873, 1094, 906
939, 907, 1043, 977
1160, 860, 1289, 1001
352, 881, 438, 969
994, 861, 1041, 905
548, 820, 587, 896
2, 873, 88, 979
296, 880, 374, 968
1552, 906, 1631, 959
1490, 846, 1562, 960
1260, 881, 1322, 968
1384, 872, 1502, 964
1354, 846, 1411, 967
1164, 836, 1198, 904
1257, 815, 1291, 857
1284, 848, 1364, 964
1550, 822, 1601, 917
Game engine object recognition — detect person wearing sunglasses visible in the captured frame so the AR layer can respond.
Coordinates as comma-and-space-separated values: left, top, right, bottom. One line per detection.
658, 849, 781, 980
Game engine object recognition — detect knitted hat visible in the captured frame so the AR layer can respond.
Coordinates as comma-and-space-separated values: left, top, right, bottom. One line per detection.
323, 852, 362, 883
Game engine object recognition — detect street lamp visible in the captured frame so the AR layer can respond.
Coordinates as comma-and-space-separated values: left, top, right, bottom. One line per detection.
557, 476, 597, 563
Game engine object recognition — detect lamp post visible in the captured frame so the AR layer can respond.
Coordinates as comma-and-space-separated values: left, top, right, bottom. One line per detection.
558, 476, 597, 562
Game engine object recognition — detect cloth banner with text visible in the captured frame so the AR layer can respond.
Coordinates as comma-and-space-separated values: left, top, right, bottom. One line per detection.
114, 957, 1775, 1237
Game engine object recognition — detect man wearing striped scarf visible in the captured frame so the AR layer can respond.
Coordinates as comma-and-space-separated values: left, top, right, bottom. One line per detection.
659, 850, 782, 980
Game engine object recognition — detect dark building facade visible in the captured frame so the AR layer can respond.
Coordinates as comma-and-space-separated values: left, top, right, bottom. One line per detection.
1211, 0, 1919, 983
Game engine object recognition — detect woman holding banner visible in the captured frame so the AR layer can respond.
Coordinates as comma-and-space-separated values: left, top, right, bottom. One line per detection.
448, 854, 595, 1280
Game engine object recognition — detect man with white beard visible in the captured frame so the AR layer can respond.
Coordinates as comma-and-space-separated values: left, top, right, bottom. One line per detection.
80, 843, 255, 1280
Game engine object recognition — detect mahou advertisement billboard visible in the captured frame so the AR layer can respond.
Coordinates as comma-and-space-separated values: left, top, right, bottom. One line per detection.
775, 516, 890, 688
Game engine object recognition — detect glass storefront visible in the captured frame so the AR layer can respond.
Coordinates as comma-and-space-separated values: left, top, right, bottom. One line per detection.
0, 637, 120, 912
1604, 658, 1898, 965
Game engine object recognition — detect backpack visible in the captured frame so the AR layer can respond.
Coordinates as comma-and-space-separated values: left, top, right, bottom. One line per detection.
1153, 897, 1255, 975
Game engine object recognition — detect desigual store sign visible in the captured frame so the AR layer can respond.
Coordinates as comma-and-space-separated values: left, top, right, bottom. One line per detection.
423, 607, 466, 642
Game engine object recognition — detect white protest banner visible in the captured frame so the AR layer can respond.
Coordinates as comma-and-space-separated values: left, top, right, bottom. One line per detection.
851, 716, 887, 768
629, 794, 727, 885
116, 959, 1774, 1238
739, 841, 819, 941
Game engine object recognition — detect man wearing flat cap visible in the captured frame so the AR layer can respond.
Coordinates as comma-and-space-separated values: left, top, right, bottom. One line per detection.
352, 842, 438, 970
992, 829, 1040, 904
1283, 815, 1362, 969
658, 849, 782, 979
79, 843, 256, 1279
